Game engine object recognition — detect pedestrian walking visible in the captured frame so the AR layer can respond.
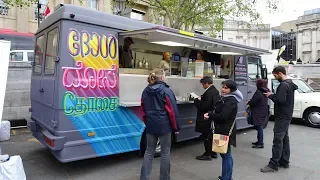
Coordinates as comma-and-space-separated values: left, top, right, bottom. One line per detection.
140, 68, 181, 180
261, 66, 298, 172
204, 80, 243, 180
194, 76, 220, 160
247, 79, 270, 148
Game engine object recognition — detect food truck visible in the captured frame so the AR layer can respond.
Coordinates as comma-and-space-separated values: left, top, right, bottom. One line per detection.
27, 4, 270, 163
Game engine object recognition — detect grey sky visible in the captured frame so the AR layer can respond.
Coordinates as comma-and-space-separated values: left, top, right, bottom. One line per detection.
257, 0, 320, 26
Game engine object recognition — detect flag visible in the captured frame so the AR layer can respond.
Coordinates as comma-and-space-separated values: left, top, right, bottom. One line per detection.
307, 79, 314, 85
43, 5, 51, 17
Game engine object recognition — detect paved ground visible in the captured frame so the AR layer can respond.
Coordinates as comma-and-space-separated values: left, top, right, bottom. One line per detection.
1, 121, 320, 180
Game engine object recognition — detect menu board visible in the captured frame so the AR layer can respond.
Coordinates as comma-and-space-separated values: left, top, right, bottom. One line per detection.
234, 56, 248, 86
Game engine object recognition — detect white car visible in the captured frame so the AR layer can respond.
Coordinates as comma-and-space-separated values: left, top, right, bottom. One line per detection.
269, 76, 320, 128
9, 50, 34, 62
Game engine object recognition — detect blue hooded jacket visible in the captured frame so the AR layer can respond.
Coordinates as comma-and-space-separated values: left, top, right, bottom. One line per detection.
141, 81, 181, 135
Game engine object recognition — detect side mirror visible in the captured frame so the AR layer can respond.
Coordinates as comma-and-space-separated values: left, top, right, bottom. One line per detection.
261, 68, 268, 79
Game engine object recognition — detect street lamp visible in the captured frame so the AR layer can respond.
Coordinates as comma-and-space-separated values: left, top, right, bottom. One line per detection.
114, 0, 127, 16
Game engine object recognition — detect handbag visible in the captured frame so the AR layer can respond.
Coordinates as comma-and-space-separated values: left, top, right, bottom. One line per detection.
246, 105, 253, 125
211, 120, 236, 154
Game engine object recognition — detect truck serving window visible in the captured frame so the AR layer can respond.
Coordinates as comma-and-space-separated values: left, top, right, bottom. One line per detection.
34, 35, 45, 74
44, 28, 58, 75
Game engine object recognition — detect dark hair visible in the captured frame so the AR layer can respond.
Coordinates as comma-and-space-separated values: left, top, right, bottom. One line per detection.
197, 51, 204, 58
272, 66, 286, 75
256, 79, 267, 88
200, 76, 213, 84
221, 79, 237, 92
124, 37, 134, 44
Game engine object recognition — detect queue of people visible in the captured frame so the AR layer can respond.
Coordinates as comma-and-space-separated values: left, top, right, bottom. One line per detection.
139, 65, 296, 180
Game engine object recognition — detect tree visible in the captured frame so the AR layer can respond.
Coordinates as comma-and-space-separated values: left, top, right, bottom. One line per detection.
128, 0, 280, 34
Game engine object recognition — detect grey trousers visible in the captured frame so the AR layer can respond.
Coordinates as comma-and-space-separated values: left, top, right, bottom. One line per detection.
269, 130, 290, 168
140, 133, 172, 180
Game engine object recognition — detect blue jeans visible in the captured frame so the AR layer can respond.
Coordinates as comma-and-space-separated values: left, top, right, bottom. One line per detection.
255, 125, 264, 145
140, 133, 172, 180
220, 146, 233, 180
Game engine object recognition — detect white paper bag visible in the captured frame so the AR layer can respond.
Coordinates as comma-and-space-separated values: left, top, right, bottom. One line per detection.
0, 156, 26, 180
0, 121, 10, 142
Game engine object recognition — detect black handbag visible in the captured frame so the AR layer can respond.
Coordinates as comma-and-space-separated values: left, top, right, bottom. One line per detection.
246, 105, 253, 125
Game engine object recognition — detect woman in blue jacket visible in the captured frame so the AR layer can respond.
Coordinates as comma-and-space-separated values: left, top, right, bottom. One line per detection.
140, 68, 181, 180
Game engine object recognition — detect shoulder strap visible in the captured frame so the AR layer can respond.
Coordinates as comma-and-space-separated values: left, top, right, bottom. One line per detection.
228, 120, 236, 136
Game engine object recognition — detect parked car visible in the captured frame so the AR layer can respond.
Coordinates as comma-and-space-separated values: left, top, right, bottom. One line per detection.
268, 74, 320, 128
9, 50, 34, 62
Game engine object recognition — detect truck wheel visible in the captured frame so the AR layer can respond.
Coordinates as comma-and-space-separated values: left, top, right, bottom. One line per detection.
304, 108, 320, 128
140, 132, 161, 158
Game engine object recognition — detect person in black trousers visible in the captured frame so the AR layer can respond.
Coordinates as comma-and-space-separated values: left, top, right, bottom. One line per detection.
247, 79, 270, 148
194, 76, 220, 161
261, 66, 298, 173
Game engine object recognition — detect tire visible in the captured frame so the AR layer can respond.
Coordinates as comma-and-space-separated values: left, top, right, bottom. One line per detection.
140, 131, 161, 158
303, 108, 320, 128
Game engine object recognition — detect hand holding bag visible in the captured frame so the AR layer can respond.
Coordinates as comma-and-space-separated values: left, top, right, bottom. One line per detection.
211, 120, 236, 154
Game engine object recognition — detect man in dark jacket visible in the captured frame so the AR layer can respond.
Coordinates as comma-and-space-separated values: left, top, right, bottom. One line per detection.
261, 66, 298, 173
194, 76, 220, 160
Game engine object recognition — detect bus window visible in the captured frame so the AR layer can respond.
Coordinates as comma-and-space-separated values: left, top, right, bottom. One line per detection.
44, 28, 58, 75
34, 35, 45, 74
9, 52, 23, 61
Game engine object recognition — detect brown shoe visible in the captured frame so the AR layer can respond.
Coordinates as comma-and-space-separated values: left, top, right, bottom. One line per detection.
260, 165, 278, 173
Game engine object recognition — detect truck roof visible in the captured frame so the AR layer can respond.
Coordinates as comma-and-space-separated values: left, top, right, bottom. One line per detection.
37, 4, 270, 55
36, 4, 155, 34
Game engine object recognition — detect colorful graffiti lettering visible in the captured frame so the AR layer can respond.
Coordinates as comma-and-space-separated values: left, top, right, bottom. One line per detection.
63, 91, 118, 116
67, 29, 117, 60
62, 61, 118, 91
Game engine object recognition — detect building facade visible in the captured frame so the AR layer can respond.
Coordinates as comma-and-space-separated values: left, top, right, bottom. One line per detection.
271, 28, 296, 61
198, 20, 272, 50
296, 8, 320, 62
0, 0, 112, 34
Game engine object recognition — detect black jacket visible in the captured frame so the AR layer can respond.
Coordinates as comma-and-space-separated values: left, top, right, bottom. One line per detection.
248, 87, 270, 126
208, 92, 242, 147
194, 85, 220, 134
269, 79, 298, 132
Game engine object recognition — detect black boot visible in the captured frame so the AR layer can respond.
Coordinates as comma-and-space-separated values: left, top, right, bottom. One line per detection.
196, 153, 212, 161
260, 165, 278, 173
252, 144, 264, 149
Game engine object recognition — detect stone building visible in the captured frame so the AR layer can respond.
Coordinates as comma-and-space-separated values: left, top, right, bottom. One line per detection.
197, 20, 272, 50
296, 8, 320, 62
0, 0, 112, 34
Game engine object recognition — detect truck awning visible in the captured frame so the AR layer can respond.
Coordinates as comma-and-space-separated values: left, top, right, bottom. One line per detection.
119, 26, 271, 55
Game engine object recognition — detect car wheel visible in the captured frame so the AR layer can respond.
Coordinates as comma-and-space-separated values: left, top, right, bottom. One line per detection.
140, 132, 161, 158
304, 108, 320, 128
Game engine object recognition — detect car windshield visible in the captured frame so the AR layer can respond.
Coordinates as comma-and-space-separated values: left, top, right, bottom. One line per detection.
272, 79, 314, 93
292, 79, 314, 93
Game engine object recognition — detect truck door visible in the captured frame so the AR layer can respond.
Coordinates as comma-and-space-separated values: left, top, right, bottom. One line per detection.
233, 56, 249, 129
31, 25, 59, 131
247, 56, 260, 100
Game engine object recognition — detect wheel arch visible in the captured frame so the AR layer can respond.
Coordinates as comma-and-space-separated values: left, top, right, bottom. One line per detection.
302, 106, 320, 120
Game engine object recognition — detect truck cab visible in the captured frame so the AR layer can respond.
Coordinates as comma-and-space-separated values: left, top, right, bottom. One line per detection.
269, 74, 320, 128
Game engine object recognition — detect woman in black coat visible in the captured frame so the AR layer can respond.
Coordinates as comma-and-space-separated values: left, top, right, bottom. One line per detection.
247, 79, 270, 149
204, 80, 243, 180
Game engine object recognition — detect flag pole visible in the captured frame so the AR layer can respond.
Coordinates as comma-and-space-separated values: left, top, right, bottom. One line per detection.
37, 1, 41, 27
